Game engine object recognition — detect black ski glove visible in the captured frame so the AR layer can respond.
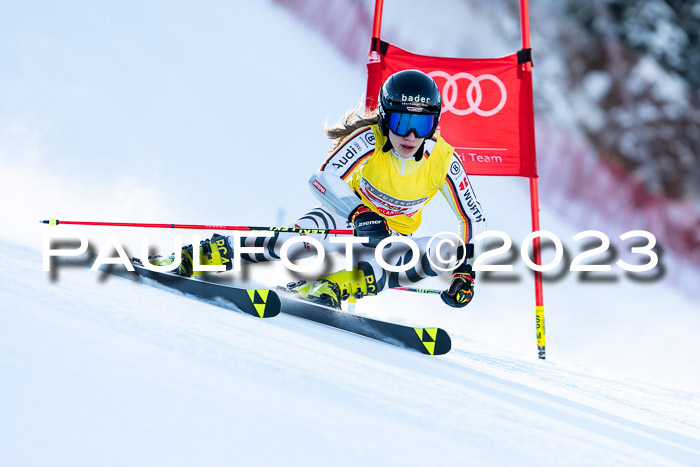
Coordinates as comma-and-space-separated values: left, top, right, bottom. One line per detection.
349, 205, 390, 247
441, 264, 475, 308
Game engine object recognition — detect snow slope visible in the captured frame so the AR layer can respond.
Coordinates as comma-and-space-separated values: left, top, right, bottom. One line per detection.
1, 1, 700, 465
2, 241, 700, 466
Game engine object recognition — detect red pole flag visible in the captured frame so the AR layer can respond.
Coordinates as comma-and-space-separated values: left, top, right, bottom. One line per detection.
366, 0, 544, 358
366, 42, 537, 178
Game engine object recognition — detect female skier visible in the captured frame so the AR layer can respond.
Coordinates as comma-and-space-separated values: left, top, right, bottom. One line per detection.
163, 70, 486, 309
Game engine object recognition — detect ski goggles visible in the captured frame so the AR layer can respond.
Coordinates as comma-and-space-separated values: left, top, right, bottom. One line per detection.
388, 112, 436, 138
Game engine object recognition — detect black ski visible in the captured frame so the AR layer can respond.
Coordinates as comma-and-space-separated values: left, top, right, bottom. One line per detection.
276, 290, 452, 355
126, 261, 281, 318
116, 260, 449, 354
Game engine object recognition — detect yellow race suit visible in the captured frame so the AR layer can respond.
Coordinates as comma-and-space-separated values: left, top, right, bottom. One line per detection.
225, 124, 486, 293
319, 124, 485, 244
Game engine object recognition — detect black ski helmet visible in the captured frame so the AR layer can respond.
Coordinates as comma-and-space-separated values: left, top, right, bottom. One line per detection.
377, 69, 442, 139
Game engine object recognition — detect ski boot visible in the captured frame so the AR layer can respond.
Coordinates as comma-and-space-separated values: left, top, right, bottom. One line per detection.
287, 263, 378, 309
148, 233, 234, 277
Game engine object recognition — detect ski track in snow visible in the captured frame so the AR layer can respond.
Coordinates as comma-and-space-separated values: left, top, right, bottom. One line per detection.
2, 242, 699, 466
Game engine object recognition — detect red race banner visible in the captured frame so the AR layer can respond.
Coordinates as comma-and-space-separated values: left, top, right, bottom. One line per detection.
366, 42, 537, 178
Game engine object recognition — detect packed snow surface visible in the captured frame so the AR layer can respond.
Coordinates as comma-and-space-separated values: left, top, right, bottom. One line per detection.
2, 242, 700, 466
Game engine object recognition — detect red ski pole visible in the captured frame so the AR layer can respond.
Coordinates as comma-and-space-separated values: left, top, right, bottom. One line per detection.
39, 219, 354, 236
390, 286, 441, 295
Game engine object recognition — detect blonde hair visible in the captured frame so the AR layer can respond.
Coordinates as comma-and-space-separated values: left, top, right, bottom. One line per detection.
324, 100, 378, 150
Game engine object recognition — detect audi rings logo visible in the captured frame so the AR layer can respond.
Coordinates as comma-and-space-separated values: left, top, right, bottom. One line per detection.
428, 71, 507, 117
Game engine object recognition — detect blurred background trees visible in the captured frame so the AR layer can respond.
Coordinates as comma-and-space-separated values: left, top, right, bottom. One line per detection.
565, 0, 700, 200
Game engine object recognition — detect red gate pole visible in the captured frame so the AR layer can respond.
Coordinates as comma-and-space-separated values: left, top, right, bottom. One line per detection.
371, 0, 384, 42
520, 0, 546, 359
365, 0, 385, 110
